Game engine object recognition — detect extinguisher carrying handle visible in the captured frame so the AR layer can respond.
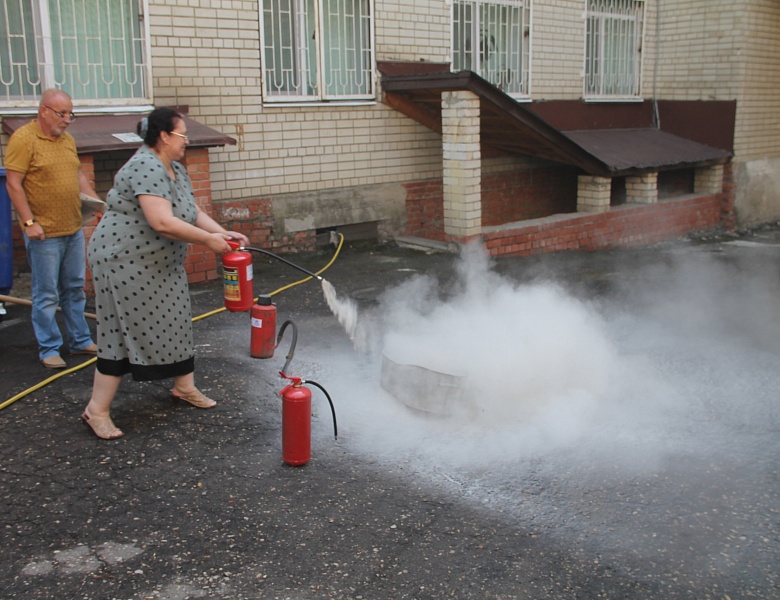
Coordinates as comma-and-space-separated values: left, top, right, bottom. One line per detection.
279, 372, 338, 440
278, 372, 302, 396
226, 239, 242, 251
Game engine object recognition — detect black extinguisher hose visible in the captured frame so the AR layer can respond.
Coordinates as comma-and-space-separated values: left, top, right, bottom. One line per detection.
242, 246, 323, 281
275, 319, 298, 374
304, 380, 338, 440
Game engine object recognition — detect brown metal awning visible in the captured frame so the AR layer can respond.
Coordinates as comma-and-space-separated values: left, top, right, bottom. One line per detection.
562, 128, 730, 173
1, 113, 235, 154
381, 67, 731, 177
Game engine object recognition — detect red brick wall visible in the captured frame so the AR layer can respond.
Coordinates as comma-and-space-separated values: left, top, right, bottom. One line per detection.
483, 194, 724, 257
216, 196, 316, 254
181, 148, 219, 284
405, 167, 578, 237
481, 166, 578, 226
405, 165, 733, 257
404, 180, 446, 242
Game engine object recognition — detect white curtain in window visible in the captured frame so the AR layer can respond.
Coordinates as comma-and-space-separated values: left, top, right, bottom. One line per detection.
0, 1, 40, 100
452, 0, 530, 96
50, 0, 145, 100
321, 0, 371, 98
263, 0, 318, 100
585, 0, 643, 97
0, 0, 146, 102
262, 0, 373, 101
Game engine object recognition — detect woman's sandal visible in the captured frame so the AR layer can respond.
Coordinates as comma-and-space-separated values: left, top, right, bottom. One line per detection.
82, 409, 124, 440
170, 388, 217, 409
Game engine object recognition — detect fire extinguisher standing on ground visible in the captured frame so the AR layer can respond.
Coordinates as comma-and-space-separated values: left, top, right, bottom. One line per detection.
251, 295, 277, 358
280, 373, 338, 467
280, 375, 312, 466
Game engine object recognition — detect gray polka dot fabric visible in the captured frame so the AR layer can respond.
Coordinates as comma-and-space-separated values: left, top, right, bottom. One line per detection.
88, 146, 197, 375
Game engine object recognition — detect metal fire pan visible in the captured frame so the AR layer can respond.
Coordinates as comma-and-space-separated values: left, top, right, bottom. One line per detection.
380, 353, 465, 416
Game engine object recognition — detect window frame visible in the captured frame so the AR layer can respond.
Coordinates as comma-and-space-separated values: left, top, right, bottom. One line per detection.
0, 0, 153, 111
582, 0, 646, 101
451, 0, 533, 99
259, 0, 376, 104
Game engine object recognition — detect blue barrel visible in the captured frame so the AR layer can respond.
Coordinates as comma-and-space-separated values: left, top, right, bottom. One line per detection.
0, 167, 12, 295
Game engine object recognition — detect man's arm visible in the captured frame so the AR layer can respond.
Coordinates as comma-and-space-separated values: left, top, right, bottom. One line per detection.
78, 169, 98, 197
5, 170, 32, 222
6, 169, 45, 240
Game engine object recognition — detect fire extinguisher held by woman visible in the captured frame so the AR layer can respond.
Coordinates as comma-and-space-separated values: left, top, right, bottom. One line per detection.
82, 107, 249, 440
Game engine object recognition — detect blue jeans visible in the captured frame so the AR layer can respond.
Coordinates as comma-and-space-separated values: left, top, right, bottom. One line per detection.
25, 230, 93, 360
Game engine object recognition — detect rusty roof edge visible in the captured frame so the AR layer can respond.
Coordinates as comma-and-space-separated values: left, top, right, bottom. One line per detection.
2, 113, 236, 155
562, 128, 733, 176
605, 156, 731, 178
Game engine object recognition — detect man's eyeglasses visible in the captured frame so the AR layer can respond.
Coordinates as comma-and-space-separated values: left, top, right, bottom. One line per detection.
169, 131, 189, 143
44, 105, 76, 121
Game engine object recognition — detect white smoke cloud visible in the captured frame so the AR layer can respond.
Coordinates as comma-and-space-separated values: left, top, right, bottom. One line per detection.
316, 241, 780, 475
320, 242, 628, 467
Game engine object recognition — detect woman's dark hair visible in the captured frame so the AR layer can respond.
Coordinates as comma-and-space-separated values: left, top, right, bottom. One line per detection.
137, 107, 183, 147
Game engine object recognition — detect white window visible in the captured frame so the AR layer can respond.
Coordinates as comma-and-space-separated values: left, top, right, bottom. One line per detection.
452, 0, 531, 97
0, 0, 150, 107
584, 0, 644, 99
260, 0, 375, 103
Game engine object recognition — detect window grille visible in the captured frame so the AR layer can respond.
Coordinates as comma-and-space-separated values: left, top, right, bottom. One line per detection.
584, 0, 644, 98
0, 0, 150, 105
452, 0, 531, 97
261, 0, 374, 102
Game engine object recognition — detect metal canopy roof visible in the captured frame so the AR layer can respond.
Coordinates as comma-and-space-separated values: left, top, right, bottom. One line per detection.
382, 70, 731, 178
2, 113, 235, 154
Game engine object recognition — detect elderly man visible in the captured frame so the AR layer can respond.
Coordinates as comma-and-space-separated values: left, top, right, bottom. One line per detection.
4, 89, 98, 368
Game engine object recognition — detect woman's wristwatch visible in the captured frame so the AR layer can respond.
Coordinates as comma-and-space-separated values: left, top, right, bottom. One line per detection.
23, 219, 36, 228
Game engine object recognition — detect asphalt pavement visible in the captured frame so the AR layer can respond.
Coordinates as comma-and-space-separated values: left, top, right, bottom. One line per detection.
1, 227, 779, 599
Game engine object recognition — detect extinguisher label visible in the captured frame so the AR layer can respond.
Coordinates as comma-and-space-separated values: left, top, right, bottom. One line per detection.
223, 266, 241, 301
251, 317, 264, 328
247, 264, 253, 280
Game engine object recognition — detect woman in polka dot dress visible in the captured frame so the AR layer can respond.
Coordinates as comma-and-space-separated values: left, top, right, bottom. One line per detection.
82, 107, 249, 439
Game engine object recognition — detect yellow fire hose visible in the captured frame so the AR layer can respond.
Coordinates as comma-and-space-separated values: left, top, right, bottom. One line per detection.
0, 233, 345, 411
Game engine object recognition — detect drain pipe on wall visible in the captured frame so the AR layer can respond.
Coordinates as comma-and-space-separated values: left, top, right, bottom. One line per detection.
652, 0, 662, 130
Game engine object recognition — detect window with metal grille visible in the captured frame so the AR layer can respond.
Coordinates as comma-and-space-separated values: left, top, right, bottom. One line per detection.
260, 0, 374, 102
452, 0, 531, 97
584, 0, 644, 99
0, 0, 150, 106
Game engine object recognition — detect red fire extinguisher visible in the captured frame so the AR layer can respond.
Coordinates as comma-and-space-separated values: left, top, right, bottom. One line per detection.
251, 295, 277, 358
280, 375, 312, 466
279, 372, 338, 467
223, 241, 253, 312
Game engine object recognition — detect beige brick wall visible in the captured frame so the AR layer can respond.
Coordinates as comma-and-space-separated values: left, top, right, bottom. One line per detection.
530, 0, 589, 100
651, 0, 740, 101
149, 0, 444, 216
375, 0, 450, 63
732, 0, 780, 162
647, 0, 780, 161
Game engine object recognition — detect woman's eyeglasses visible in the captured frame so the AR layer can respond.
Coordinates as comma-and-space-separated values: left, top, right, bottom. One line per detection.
169, 131, 189, 143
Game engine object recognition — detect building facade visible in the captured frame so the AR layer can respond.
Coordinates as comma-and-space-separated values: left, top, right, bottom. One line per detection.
1, 1, 778, 279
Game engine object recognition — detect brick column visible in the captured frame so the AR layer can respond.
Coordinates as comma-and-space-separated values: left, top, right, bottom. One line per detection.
626, 172, 658, 204
181, 147, 219, 284
694, 164, 724, 194
577, 175, 611, 213
442, 91, 481, 239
